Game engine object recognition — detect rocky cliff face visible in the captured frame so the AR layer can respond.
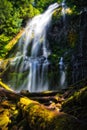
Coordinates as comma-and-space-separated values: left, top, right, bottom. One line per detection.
47, 7, 87, 87
71, 10, 87, 84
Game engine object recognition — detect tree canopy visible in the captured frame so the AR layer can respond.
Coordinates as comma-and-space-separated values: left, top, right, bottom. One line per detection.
0, 0, 40, 57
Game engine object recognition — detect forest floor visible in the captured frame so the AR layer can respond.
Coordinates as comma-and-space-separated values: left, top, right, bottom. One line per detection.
0, 79, 87, 130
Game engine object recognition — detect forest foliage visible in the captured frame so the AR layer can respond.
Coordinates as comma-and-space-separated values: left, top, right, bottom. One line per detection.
0, 0, 86, 58
0, 0, 40, 57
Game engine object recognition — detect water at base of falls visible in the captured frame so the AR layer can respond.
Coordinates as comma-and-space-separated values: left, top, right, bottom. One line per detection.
9, 3, 60, 92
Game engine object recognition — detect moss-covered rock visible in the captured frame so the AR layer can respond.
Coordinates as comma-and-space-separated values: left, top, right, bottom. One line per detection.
62, 86, 87, 123
0, 100, 18, 130
0, 107, 11, 130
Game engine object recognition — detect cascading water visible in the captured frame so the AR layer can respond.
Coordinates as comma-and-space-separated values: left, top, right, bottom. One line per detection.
58, 1, 67, 89
10, 3, 60, 92
61, 0, 66, 22
59, 57, 67, 89
61, 0, 68, 28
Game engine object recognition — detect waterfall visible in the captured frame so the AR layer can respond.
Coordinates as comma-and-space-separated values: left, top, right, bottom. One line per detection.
59, 57, 67, 89
10, 3, 60, 92
61, 0, 67, 24
61, 0, 66, 22
58, 1, 67, 89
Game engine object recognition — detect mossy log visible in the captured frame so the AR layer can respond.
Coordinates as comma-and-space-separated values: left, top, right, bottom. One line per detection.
0, 79, 14, 92
20, 90, 65, 104
17, 97, 80, 130
4, 29, 24, 56
20, 90, 65, 97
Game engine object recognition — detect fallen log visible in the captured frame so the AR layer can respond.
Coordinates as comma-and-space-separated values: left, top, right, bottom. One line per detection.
29, 95, 65, 104
0, 79, 14, 92
0, 88, 22, 101
20, 90, 65, 97
17, 97, 80, 130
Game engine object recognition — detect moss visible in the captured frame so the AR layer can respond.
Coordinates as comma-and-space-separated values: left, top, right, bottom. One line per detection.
67, 30, 78, 48
52, 113, 79, 130
0, 79, 13, 92
0, 93, 83, 130
18, 97, 79, 130
4, 29, 24, 57
0, 59, 9, 71
0, 109, 11, 130
62, 86, 87, 120
6, 72, 28, 90
0, 100, 20, 130
0, 59, 29, 90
